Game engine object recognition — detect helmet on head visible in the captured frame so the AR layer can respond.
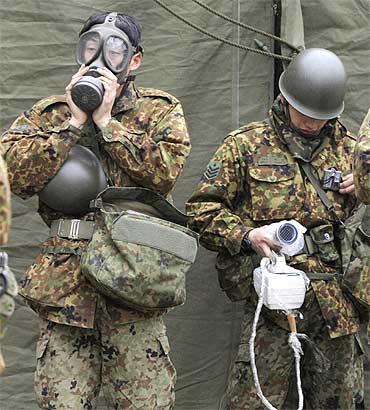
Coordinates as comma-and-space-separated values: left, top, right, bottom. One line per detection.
39, 145, 108, 215
279, 48, 347, 120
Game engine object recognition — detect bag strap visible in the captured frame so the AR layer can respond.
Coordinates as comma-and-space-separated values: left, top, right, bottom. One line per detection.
305, 271, 339, 281
299, 161, 344, 226
41, 245, 84, 255
49, 219, 95, 240
90, 186, 189, 226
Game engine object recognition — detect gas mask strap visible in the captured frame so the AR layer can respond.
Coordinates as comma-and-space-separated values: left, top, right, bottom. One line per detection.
116, 75, 136, 100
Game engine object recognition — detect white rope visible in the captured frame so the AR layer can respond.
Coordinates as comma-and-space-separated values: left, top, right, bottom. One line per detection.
288, 333, 304, 410
249, 266, 305, 410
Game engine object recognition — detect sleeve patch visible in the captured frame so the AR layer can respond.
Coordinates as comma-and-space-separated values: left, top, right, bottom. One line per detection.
203, 160, 222, 181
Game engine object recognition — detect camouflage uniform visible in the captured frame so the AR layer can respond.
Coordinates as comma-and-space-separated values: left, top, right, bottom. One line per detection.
0, 151, 11, 246
1, 82, 190, 409
186, 97, 364, 409
354, 108, 370, 204
0, 151, 17, 373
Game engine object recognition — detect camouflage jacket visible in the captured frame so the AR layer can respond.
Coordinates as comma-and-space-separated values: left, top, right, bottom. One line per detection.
354, 108, 370, 204
1, 82, 191, 328
0, 153, 10, 246
186, 110, 359, 338
0, 152, 15, 338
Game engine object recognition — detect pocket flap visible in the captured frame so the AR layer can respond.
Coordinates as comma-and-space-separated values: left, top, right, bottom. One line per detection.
111, 213, 198, 263
249, 165, 295, 183
309, 224, 334, 244
103, 127, 145, 144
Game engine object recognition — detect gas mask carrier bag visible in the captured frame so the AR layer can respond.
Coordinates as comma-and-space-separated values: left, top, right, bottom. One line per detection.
80, 186, 199, 311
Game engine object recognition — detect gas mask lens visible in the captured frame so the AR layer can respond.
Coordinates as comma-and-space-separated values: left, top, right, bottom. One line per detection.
104, 36, 129, 72
77, 31, 102, 66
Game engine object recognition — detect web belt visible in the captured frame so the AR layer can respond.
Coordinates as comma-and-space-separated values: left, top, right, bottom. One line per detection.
49, 219, 95, 240
305, 272, 339, 281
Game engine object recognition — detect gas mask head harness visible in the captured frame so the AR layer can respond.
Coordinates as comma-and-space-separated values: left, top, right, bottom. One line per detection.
71, 12, 142, 112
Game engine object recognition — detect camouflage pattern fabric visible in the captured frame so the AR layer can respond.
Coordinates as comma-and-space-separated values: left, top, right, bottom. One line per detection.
187, 97, 358, 338
1, 81, 191, 328
354, 108, 370, 204
225, 294, 364, 410
0, 264, 18, 339
186, 97, 363, 407
341, 204, 370, 311
35, 304, 176, 410
80, 206, 197, 311
0, 81, 189, 405
271, 96, 332, 163
0, 152, 16, 373
0, 152, 11, 246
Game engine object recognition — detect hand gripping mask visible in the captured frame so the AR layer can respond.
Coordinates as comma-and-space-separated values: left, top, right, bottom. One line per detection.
71, 12, 135, 112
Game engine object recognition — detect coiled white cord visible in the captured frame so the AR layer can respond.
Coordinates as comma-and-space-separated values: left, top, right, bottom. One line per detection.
249, 262, 305, 410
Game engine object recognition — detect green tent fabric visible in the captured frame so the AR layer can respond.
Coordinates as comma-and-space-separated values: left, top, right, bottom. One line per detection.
0, 1, 369, 409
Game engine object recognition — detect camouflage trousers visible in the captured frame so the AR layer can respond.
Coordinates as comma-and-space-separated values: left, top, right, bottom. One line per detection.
34, 312, 176, 409
226, 292, 364, 410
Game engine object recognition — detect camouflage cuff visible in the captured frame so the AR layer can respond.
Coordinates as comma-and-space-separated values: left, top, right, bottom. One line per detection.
226, 223, 251, 256
99, 118, 122, 143
53, 120, 82, 142
67, 123, 83, 137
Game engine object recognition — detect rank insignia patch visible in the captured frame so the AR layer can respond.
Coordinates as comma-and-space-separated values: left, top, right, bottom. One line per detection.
203, 160, 222, 181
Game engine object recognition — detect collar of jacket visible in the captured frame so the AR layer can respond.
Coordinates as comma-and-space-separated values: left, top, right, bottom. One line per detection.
112, 81, 140, 117
268, 95, 346, 162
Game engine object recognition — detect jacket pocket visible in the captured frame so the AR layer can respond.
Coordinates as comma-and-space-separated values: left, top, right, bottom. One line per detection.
248, 164, 301, 221
19, 239, 84, 307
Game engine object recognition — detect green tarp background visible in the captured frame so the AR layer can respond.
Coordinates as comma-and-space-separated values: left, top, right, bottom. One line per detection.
0, 1, 369, 409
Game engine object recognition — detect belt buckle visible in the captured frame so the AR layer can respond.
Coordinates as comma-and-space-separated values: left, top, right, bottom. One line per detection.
56, 219, 81, 240
68, 219, 81, 240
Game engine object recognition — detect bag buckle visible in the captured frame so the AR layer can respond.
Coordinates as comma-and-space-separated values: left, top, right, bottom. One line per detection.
69, 219, 81, 240
57, 219, 81, 240
303, 234, 318, 256
89, 198, 103, 209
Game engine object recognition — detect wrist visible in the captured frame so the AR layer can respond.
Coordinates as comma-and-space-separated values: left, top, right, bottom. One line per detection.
95, 117, 112, 130
240, 230, 253, 255
69, 117, 85, 129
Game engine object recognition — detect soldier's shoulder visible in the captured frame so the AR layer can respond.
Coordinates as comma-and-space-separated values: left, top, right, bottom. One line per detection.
358, 109, 370, 138
226, 120, 271, 143
31, 95, 67, 115
361, 107, 370, 126
138, 87, 179, 105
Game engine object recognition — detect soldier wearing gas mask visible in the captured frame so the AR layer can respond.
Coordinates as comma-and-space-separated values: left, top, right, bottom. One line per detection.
1, 12, 190, 410
187, 48, 365, 409
71, 12, 144, 113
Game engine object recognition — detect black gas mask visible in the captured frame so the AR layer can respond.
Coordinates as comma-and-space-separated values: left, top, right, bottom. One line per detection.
71, 13, 135, 112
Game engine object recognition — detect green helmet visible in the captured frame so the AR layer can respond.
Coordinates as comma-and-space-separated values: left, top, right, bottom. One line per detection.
39, 145, 107, 214
279, 48, 347, 120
